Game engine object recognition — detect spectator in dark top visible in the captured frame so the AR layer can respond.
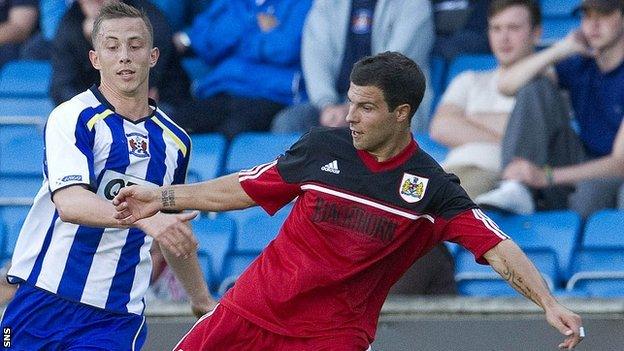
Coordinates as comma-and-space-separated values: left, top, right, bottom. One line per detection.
432, 0, 492, 61
50, 0, 190, 116
0, 0, 39, 68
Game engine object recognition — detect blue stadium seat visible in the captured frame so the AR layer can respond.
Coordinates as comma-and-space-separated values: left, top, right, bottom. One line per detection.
413, 132, 448, 163
0, 223, 6, 264
566, 248, 624, 297
225, 132, 300, 174
445, 54, 497, 87
455, 248, 558, 296
0, 124, 45, 175
540, 1, 577, 18
0, 60, 52, 98
0, 97, 54, 119
188, 133, 227, 182
0, 204, 31, 261
582, 210, 624, 249
217, 253, 258, 296
0, 176, 43, 198
192, 215, 235, 292
541, 17, 580, 46
235, 206, 291, 254
490, 210, 581, 280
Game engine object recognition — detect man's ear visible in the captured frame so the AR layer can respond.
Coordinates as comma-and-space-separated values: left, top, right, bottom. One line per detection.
89, 50, 100, 70
394, 103, 411, 123
149, 47, 160, 68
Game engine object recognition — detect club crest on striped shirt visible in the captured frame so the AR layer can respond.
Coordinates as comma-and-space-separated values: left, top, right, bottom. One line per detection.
126, 132, 150, 158
399, 173, 428, 203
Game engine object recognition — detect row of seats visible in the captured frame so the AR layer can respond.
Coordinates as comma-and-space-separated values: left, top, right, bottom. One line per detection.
2, 204, 621, 298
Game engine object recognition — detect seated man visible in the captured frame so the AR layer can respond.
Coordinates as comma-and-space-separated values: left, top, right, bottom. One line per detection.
271, 0, 434, 134
430, 0, 542, 201
476, 0, 624, 217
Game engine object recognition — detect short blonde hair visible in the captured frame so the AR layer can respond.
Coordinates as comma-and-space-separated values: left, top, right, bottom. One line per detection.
91, 1, 153, 48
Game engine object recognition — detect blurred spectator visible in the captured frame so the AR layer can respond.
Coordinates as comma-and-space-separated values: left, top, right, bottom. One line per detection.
476, 0, 624, 217
0, 262, 17, 305
429, 0, 540, 200
19, 0, 70, 61
389, 244, 457, 295
172, 0, 312, 139
432, 0, 492, 61
0, 0, 39, 68
271, 0, 434, 134
149, 0, 211, 32
50, 0, 190, 116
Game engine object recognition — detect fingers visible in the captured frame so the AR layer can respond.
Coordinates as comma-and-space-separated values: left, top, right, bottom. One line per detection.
177, 210, 199, 222
113, 186, 133, 206
157, 220, 198, 258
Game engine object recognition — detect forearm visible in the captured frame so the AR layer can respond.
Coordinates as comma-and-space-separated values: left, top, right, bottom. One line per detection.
54, 186, 130, 228
0, 23, 31, 43
485, 240, 557, 310
161, 173, 256, 212
430, 111, 500, 147
553, 155, 624, 185
0, 8, 38, 44
160, 244, 215, 309
498, 45, 567, 96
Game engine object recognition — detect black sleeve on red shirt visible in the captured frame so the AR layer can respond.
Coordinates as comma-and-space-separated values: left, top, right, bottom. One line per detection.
239, 132, 313, 215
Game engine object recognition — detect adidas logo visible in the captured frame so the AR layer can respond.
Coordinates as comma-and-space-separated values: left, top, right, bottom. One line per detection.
321, 160, 340, 174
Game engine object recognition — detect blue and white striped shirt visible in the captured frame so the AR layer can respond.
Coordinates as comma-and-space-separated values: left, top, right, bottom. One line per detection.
8, 86, 191, 315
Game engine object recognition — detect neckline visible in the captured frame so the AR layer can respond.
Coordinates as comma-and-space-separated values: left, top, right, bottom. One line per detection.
89, 85, 157, 124
356, 138, 418, 173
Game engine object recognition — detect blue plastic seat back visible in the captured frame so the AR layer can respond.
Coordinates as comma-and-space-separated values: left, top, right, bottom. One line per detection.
225, 132, 300, 174
0, 204, 31, 260
490, 211, 581, 279
0, 124, 44, 175
0, 60, 52, 98
192, 216, 235, 289
0, 98, 54, 119
541, 17, 580, 46
582, 210, 624, 249
188, 133, 227, 181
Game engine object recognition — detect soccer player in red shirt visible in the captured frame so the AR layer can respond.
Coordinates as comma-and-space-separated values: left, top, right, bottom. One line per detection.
114, 52, 584, 351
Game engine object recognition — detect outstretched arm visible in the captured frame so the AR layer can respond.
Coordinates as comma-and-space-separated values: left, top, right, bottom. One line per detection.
114, 173, 256, 224
159, 242, 218, 318
483, 240, 584, 350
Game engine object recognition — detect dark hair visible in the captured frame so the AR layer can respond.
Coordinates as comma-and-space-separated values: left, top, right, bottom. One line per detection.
350, 51, 425, 120
488, 0, 542, 28
91, 2, 153, 48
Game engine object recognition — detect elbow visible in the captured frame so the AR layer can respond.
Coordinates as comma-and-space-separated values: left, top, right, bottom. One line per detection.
56, 204, 77, 224
496, 80, 517, 97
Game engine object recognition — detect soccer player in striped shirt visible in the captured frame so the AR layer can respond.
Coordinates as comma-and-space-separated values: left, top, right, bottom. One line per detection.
114, 52, 584, 350
1, 3, 215, 350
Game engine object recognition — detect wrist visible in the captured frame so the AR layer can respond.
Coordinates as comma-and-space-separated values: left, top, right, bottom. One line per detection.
543, 165, 554, 186
160, 187, 176, 211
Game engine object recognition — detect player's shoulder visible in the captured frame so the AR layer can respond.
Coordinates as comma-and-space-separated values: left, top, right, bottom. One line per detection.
305, 127, 352, 147
48, 89, 103, 128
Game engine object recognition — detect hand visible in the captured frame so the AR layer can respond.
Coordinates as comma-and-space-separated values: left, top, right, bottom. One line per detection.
257, 13, 278, 32
320, 104, 349, 128
544, 304, 584, 349
113, 185, 162, 225
503, 158, 548, 188
137, 211, 199, 258
556, 30, 594, 58
191, 299, 218, 319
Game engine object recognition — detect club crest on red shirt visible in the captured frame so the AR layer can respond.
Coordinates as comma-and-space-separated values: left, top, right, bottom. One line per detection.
399, 173, 428, 203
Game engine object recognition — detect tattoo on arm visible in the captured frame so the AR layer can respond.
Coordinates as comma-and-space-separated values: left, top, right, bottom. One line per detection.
161, 188, 176, 209
500, 261, 541, 307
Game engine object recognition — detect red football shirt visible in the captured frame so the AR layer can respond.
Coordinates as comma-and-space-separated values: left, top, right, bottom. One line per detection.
220, 129, 507, 344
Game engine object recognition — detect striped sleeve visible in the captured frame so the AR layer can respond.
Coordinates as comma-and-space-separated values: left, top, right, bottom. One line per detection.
442, 208, 508, 264
46, 105, 96, 193
239, 161, 301, 215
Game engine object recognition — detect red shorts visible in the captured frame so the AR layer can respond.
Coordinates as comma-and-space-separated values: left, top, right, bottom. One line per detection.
172, 304, 371, 351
